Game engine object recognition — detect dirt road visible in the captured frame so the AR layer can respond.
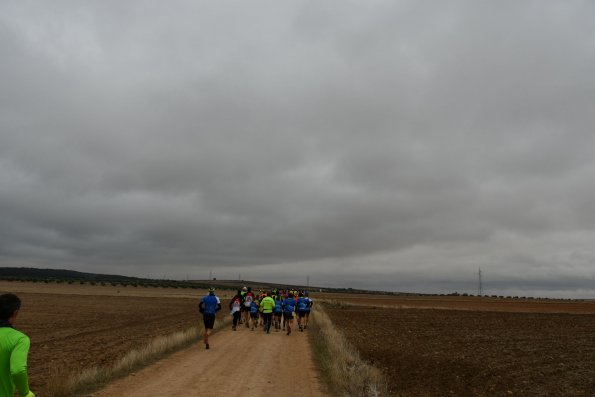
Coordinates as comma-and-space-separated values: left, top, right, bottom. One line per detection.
89, 323, 330, 397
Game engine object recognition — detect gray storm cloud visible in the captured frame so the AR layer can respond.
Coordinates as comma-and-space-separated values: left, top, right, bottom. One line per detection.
1, 1, 594, 297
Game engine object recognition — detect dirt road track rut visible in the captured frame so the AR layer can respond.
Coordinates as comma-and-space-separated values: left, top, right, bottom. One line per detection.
90, 324, 330, 397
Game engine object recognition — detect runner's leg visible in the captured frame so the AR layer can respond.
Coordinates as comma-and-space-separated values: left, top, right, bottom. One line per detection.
203, 314, 216, 349
285, 313, 293, 335
266, 313, 273, 333
232, 311, 240, 330
244, 308, 250, 327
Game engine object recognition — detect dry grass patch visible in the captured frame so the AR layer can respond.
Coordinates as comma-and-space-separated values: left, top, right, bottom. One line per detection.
310, 301, 388, 397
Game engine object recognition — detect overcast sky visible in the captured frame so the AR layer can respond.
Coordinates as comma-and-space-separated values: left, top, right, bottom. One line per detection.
1, 1, 594, 298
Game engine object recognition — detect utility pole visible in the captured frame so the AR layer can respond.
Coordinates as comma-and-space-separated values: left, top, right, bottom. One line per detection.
478, 267, 483, 296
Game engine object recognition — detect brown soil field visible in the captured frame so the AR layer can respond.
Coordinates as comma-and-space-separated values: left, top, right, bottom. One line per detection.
0, 281, 235, 396
325, 304, 595, 397
3, 281, 593, 396
315, 292, 595, 314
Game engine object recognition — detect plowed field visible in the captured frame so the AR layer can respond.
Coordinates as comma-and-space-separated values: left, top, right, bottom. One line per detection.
317, 293, 595, 314
0, 282, 230, 396
4, 281, 594, 397
325, 305, 595, 397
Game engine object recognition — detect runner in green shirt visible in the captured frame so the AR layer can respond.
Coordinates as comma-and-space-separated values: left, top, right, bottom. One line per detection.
0, 293, 35, 397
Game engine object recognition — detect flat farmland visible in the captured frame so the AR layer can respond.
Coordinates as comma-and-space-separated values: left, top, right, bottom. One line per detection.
315, 292, 595, 314
3, 281, 594, 396
325, 303, 595, 397
0, 281, 234, 396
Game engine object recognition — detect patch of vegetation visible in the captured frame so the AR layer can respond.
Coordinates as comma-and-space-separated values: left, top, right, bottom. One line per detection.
309, 301, 387, 396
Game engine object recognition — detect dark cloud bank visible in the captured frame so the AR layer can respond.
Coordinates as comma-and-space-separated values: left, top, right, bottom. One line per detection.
1, 1, 594, 298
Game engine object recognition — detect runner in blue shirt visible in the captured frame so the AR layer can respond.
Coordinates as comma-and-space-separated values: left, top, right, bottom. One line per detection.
296, 293, 309, 332
303, 292, 313, 330
249, 299, 260, 331
273, 295, 283, 332
198, 287, 221, 349
281, 293, 296, 336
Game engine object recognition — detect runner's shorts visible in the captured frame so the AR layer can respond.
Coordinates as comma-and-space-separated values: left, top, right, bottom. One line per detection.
297, 310, 306, 318
283, 312, 294, 320
250, 312, 259, 319
203, 313, 216, 329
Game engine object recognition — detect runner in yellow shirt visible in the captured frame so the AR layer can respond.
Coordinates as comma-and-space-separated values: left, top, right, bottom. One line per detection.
259, 293, 276, 334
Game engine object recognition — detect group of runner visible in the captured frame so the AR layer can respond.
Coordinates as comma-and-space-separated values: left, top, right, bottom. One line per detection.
199, 286, 314, 349
229, 287, 314, 336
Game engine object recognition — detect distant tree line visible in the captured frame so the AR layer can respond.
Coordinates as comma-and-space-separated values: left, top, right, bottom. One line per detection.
0, 267, 232, 290
442, 291, 581, 301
